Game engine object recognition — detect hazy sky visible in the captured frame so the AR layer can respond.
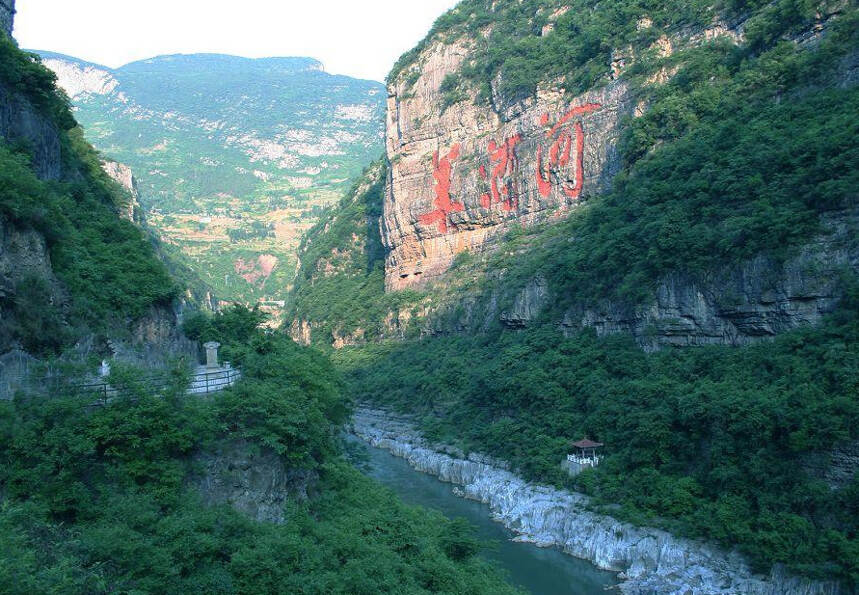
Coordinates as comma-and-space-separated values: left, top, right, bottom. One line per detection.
14, 0, 460, 81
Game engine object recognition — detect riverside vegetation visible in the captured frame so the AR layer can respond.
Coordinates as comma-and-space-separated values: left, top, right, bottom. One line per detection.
0, 306, 519, 593
288, 0, 859, 587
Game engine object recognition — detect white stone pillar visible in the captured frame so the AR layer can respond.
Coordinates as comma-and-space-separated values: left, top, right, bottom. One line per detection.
203, 341, 221, 369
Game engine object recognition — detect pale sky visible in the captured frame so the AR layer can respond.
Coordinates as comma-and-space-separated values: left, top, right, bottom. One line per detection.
14, 0, 460, 82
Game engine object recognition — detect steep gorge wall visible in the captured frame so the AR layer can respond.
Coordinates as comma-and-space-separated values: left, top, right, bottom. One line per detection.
419, 205, 859, 350
101, 159, 142, 224
375, 8, 859, 349
0, 81, 62, 181
383, 37, 629, 290
0, 21, 189, 359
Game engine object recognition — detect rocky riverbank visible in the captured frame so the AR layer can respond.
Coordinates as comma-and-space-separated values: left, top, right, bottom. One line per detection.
351, 406, 841, 595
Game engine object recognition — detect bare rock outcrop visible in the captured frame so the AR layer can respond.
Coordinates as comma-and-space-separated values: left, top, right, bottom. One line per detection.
383, 37, 630, 290
500, 276, 548, 328
560, 206, 859, 350
101, 159, 143, 223
0, 80, 62, 180
189, 438, 315, 524
0, 215, 68, 351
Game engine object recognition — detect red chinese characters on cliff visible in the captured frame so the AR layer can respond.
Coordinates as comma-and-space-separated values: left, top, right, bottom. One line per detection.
417, 103, 602, 234
419, 144, 463, 233
536, 102, 602, 200
480, 135, 522, 212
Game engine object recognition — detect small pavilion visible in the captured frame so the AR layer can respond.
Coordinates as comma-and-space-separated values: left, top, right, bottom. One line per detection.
567, 438, 604, 468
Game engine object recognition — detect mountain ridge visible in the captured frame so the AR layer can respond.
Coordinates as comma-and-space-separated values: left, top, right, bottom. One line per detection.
40, 49, 386, 315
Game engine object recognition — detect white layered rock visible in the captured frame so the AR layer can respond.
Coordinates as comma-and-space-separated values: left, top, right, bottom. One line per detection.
352, 407, 841, 595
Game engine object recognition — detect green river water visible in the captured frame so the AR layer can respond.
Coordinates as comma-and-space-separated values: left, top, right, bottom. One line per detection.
354, 439, 619, 594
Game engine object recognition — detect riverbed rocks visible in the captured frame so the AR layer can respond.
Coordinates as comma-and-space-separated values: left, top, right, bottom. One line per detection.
351, 406, 841, 595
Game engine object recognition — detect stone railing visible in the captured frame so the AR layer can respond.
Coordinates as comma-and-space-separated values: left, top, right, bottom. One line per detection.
566, 454, 600, 467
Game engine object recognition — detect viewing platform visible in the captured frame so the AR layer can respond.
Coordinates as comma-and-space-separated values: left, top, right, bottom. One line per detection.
563, 438, 604, 477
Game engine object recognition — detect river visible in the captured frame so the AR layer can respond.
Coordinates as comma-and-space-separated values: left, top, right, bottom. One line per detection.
352, 438, 618, 595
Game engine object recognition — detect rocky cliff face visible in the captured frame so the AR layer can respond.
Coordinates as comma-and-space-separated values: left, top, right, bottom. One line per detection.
352, 407, 841, 595
189, 438, 315, 524
0, 81, 62, 180
372, 5, 859, 350
474, 206, 859, 349
0, 42, 69, 352
101, 159, 142, 223
0, 214, 68, 350
408, 203, 858, 349
383, 38, 629, 290
560, 207, 859, 349
0, 0, 13, 37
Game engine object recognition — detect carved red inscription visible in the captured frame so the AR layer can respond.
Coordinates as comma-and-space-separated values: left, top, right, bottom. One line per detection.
480, 135, 522, 211
536, 102, 601, 200
419, 144, 463, 233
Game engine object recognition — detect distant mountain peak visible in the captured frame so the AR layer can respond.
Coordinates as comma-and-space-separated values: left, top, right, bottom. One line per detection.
118, 53, 325, 76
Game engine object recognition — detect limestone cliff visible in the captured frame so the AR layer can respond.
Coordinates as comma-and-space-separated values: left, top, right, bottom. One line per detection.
189, 439, 315, 524
0, 80, 62, 181
413, 205, 859, 350
370, 0, 859, 349
101, 159, 142, 224
384, 42, 628, 290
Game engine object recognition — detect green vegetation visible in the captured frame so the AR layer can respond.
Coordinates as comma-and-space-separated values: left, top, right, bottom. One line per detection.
389, 0, 831, 102
0, 137, 179, 353
0, 307, 519, 593
339, 291, 859, 583
440, 73, 469, 110
0, 34, 74, 129
0, 39, 178, 354
318, 0, 859, 587
286, 161, 424, 345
